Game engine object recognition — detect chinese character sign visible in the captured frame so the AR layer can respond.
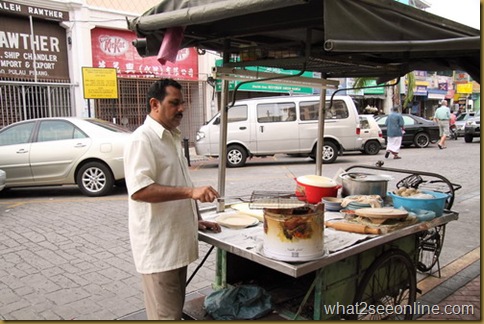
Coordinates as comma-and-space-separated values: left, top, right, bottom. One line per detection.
91, 27, 198, 80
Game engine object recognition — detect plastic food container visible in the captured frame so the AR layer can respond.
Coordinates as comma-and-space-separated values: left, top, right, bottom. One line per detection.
295, 175, 341, 204
388, 190, 448, 217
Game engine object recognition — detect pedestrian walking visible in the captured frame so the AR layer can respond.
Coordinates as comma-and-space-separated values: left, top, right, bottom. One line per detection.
434, 99, 451, 149
385, 106, 405, 159
123, 78, 222, 320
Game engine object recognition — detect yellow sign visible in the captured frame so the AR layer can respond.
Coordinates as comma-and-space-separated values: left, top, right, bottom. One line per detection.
456, 82, 473, 94
82, 67, 118, 99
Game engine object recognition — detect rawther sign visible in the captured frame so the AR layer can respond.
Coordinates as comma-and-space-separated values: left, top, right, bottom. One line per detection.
0, 15, 69, 80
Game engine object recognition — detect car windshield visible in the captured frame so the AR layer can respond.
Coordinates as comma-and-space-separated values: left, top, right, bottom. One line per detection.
86, 119, 131, 133
456, 113, 474, 121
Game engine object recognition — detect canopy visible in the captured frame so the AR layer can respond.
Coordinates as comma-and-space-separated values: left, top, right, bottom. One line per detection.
127, 0, 480, 209
128, 0, 480, 83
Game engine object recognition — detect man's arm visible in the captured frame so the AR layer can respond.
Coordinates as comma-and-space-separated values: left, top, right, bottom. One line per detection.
131, 183, 219, 203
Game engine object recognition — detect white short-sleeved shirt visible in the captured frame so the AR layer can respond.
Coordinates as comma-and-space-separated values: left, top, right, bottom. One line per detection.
124, 116, 199, 274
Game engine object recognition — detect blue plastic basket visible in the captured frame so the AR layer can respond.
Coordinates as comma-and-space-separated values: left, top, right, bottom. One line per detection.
387, 190, 448, 217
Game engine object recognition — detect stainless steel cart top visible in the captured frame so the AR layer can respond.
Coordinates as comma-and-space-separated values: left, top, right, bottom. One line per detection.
199, 209, 458, 278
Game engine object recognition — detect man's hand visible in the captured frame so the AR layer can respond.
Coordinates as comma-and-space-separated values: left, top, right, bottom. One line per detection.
191, 186, 219, 203
198, 220, 222, 233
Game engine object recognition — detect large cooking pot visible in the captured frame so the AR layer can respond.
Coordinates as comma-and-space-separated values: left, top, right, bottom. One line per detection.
339, 172, 392, 198
263, 206, 324, 261
295, 175, 341, 204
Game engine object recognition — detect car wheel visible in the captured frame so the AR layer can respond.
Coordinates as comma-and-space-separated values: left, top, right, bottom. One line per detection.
363, 140, 381, 155
414, 132, 430, 148
464, 134, 473, 143
226, 144, 247, 168
76, 161, 114, 197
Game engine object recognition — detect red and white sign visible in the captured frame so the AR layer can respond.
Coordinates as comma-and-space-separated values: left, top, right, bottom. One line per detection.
91, 27, 198, 80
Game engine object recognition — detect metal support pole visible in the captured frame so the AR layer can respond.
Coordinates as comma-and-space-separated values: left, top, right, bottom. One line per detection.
315, 87, 327, 176
183, 137, 190, 166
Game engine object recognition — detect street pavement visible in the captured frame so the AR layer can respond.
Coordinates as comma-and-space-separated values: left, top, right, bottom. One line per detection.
0, 140, 480, 320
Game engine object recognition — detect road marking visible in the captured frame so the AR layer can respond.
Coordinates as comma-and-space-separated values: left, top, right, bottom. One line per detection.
417, 246, 480, 294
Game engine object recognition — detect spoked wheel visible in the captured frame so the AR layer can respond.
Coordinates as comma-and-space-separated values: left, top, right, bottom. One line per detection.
417, 225, 445, 273
349, 249, 417, 320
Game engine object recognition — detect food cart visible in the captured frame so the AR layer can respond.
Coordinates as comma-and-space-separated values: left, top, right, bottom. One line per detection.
182, 165, 459, 320
127, 0, 477, 320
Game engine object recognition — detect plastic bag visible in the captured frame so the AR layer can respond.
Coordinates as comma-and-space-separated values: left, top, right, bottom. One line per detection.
203, 285, 273, 320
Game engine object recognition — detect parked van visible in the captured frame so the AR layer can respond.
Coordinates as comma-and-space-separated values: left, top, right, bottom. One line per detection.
358, 114, 385, 155
195, 95, 361, 167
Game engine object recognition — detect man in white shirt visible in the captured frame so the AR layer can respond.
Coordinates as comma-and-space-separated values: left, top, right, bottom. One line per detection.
123, 78, 221, 320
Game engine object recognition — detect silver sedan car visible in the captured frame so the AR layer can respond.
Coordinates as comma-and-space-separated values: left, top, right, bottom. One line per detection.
0, 169, 5, 191
0, 118, 131, 197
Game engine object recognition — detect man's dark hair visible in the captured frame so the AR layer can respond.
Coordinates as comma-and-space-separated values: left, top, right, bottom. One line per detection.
146, 78, 182, 112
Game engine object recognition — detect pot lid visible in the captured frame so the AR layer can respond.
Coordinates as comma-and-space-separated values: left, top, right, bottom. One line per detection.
297, 175, 338, 187
340, 172, 392, 182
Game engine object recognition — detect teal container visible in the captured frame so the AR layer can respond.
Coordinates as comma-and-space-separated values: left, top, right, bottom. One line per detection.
388, 190, 448, 217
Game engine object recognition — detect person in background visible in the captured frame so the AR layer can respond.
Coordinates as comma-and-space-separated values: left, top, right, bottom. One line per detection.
433, 99, 451, 149
450, 109, 457, 126
123, 78, 221, 320
385, 106, 405, 159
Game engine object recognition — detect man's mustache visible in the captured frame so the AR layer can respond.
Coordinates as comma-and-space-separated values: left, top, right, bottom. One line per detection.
175, 113, 183, 118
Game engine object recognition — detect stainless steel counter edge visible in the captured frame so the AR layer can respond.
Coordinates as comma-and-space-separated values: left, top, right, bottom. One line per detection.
198, 209, 458, 278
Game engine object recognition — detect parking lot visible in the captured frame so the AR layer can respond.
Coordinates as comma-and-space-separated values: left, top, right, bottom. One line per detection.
0, 139, 480, 320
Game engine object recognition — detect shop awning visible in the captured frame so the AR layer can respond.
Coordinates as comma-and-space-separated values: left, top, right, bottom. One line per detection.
127, 0, 480, 83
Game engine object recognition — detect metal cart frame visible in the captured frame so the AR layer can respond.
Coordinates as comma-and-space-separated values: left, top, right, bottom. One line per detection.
185, 166, 459, 320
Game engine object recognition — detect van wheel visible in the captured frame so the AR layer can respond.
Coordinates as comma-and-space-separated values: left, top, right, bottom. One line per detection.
310, 142, 338, 164
226, 145, 247, 168
363, 140, 381, 155
322, 142, 338, 163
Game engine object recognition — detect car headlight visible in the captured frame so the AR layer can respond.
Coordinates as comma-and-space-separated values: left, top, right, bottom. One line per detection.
196, 131, 205, 141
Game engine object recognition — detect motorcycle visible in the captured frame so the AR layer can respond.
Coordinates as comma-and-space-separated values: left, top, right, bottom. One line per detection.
449, 124, 458, 140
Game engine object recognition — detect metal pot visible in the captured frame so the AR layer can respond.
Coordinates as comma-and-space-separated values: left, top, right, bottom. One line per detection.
339, 172, 392, 198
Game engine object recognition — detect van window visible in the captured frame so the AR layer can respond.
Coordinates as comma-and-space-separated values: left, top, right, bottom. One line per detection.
257, 102, 296, 123
299, 100, 349, 120
228, 105, 248, 123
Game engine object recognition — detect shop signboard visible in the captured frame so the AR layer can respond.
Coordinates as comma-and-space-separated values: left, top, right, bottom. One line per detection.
91, 28, 198, 80
0, 15, 69, 80
414, 85, 428, 96
362, 79, 385, 95
214, 60, 317, 94
454, 71, 470, 82
456, 82, 473, 94
82, 67, 118, 99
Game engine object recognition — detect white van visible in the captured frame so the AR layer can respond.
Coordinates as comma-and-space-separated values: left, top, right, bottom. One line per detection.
195, 95, 362, 167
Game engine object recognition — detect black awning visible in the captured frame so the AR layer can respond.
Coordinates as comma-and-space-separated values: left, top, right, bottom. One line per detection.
127, 0, 480, 83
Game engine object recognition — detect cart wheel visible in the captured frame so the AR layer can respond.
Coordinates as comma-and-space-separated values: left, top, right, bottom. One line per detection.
349, 249, 417, 320
417, 225, 445, 273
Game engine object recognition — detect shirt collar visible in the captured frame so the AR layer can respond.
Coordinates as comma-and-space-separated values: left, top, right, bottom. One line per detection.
145, 115, 181, 139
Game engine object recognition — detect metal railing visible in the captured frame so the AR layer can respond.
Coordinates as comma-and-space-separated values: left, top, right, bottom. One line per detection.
0, 81, 74, 128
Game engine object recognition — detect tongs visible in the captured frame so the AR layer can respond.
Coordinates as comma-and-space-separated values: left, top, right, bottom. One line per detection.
216, 195, 252, 203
